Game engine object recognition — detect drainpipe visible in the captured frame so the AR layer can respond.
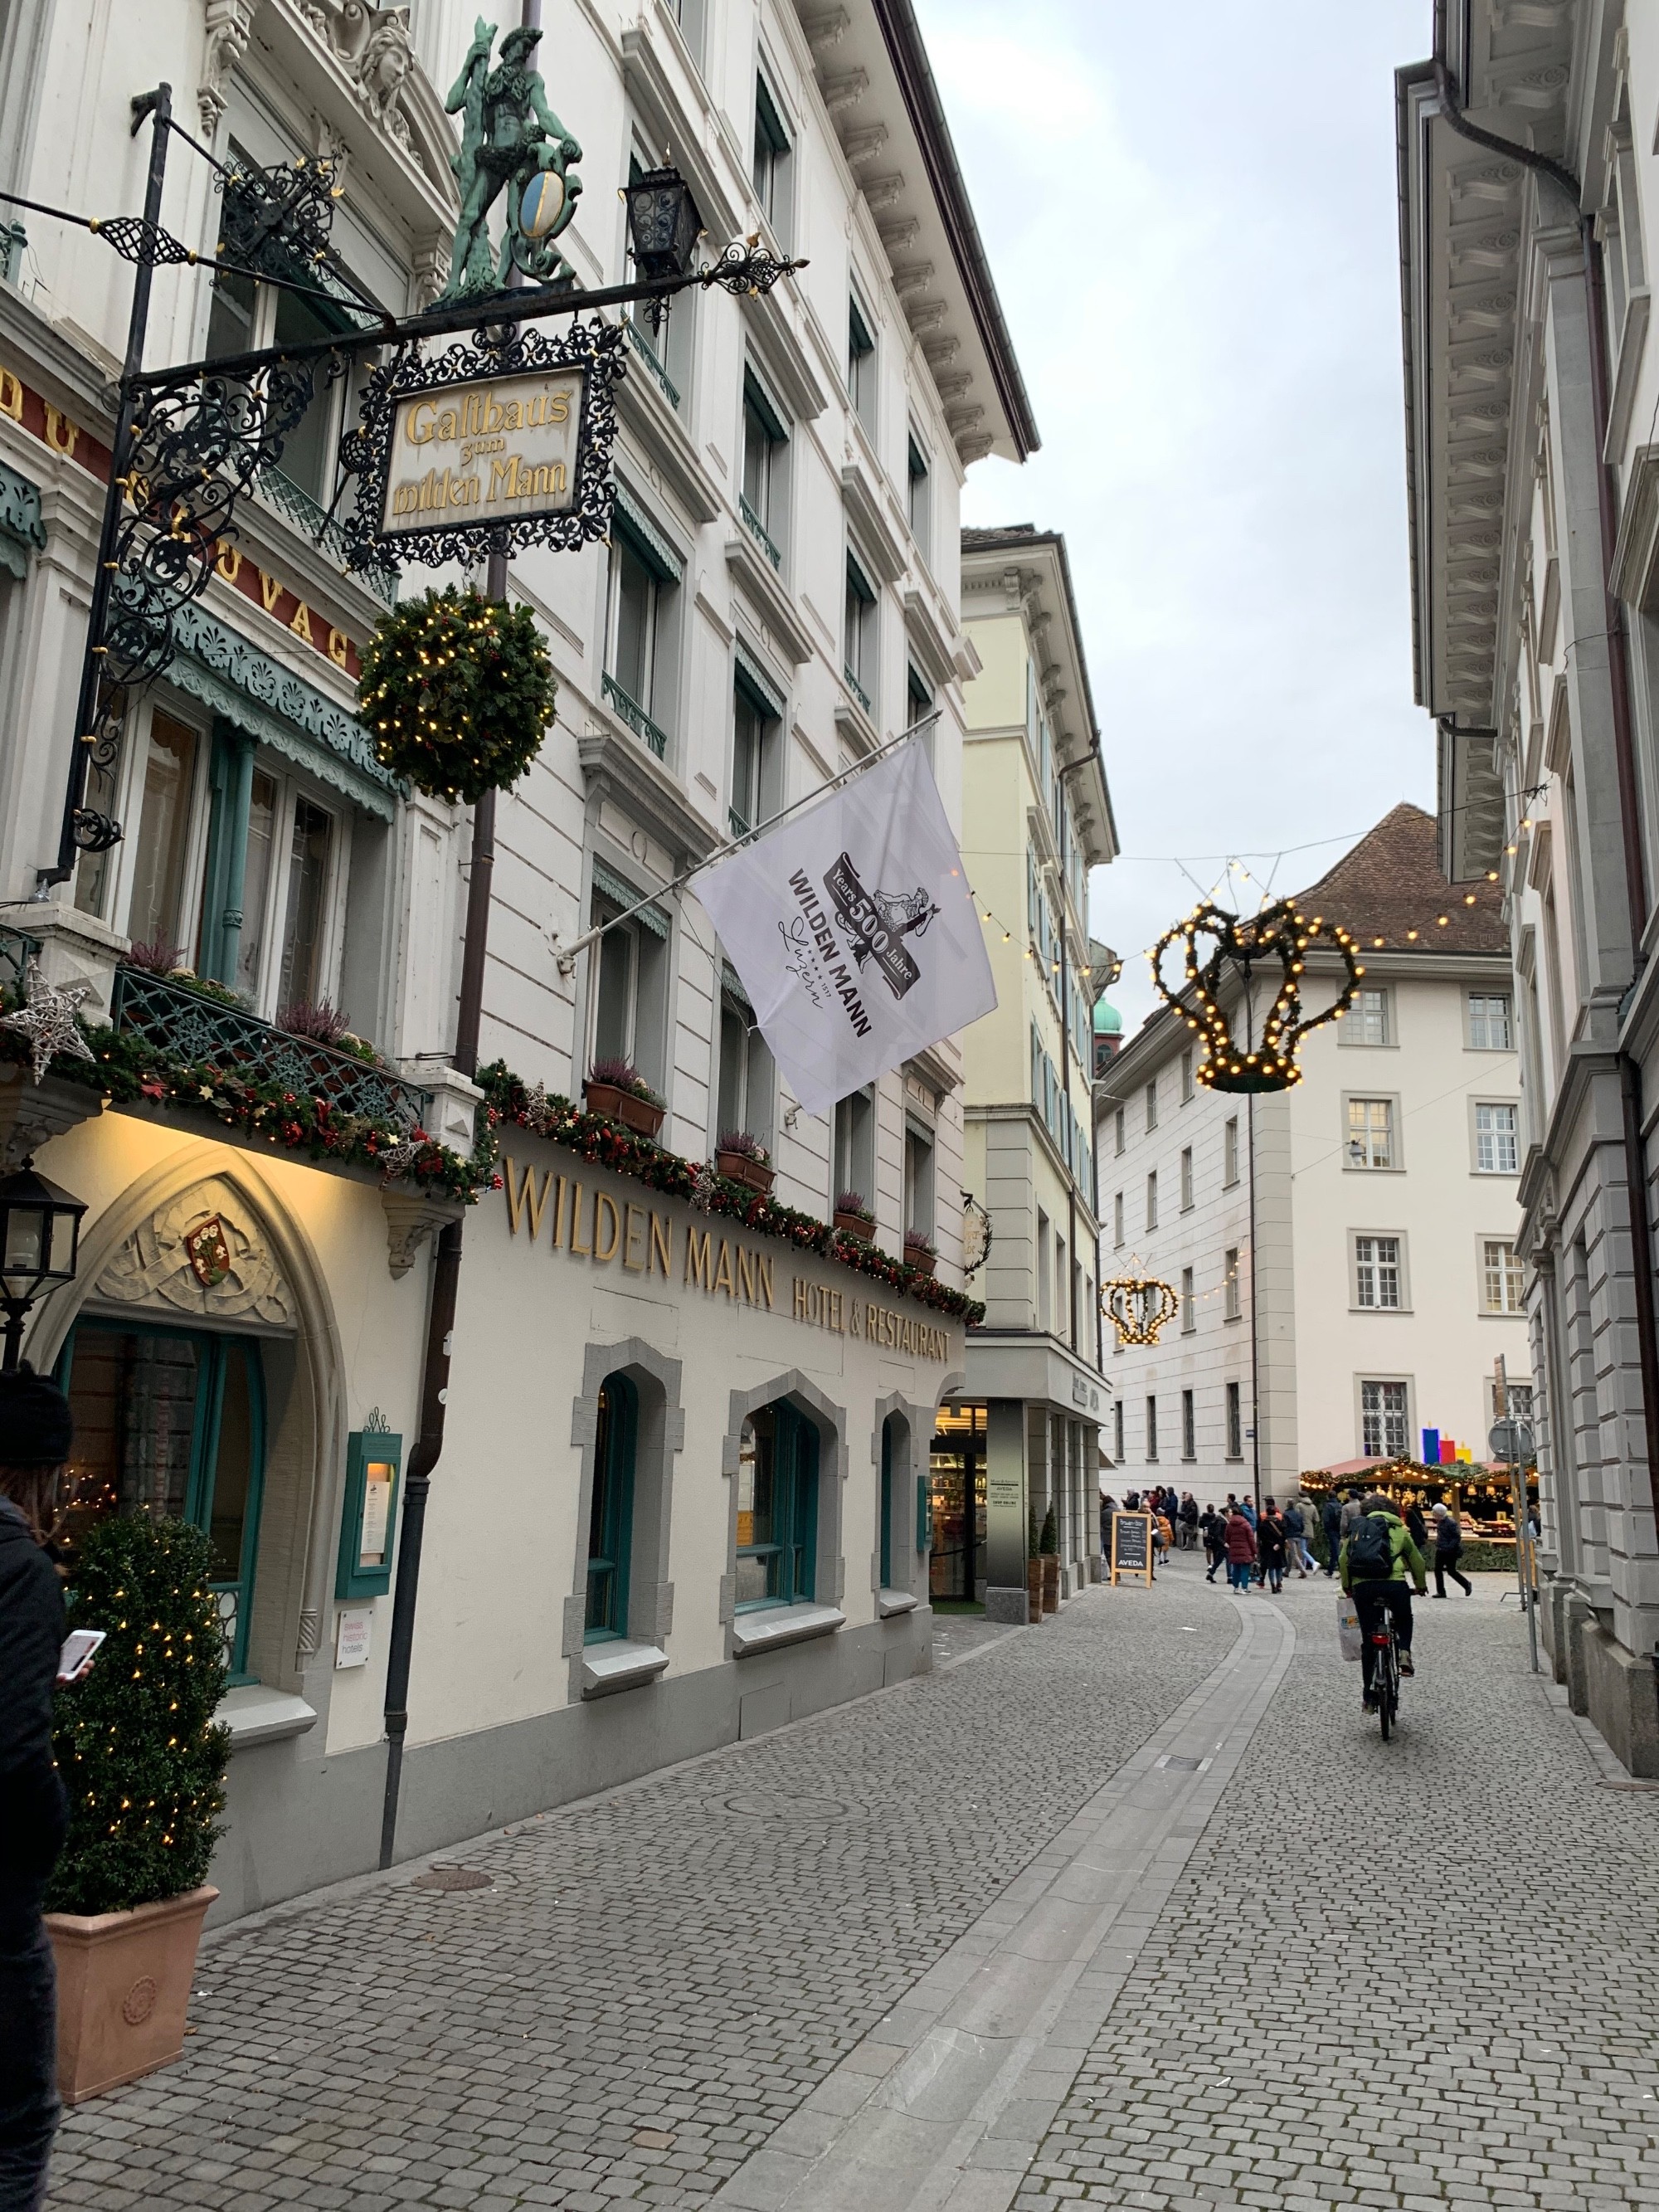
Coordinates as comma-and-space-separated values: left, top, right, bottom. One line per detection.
1431, 13, 1659, 1542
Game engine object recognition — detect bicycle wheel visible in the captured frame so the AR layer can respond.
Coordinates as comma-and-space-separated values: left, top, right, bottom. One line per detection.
1378, 1640, 1397, 1741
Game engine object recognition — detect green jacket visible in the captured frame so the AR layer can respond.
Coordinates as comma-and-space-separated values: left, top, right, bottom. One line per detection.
1339, 1507, 1428, 1595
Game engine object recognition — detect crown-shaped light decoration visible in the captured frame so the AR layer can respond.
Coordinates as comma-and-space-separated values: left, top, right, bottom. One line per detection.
1150, 899, 1362, 1093
1102, 1276, 1180, 1347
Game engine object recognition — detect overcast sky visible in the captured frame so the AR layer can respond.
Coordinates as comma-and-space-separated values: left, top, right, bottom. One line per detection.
914, 0, 1433, 1034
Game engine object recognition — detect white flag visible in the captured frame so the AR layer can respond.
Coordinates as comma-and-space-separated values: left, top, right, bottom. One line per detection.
696, 740, 996, 1118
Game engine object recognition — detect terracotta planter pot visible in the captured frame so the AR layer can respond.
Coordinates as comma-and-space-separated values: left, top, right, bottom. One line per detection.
717, 1150, 775, 1195
614, 1091, 665, 1138
583, 1080, 625, 1119
46, 1885, 216, 2105
904, 1250, 937, 1277
1042, 1556, 1061, 1614
834, 1211, 874, 1242
1025, 1559, 1044, 1621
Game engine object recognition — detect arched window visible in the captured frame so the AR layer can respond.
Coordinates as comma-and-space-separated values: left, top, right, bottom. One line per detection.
736, 1401, 818, 1609
56, 1322, 266, 1680
586, 1373, 638, 1640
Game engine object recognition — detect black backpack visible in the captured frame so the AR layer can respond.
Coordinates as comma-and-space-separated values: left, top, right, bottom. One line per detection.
1346, 1513, 1394, 1580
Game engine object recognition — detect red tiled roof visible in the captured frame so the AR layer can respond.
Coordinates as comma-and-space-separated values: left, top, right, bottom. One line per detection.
1293, 803, 1507, 955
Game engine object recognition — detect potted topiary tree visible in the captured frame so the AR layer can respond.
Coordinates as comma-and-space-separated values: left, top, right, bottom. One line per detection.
1025, 1503, 1044, 1625
833, 1190, 875, 1243
1039, 1503, 1060, 1615
715, 1129, 775, 1195
45, 1515, 230, 2104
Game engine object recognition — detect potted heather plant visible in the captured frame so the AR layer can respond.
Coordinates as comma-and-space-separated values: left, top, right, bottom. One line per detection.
715, 1128, 775, 1195
584, 1058, 666, 1138
833, 1190, 875, 1243
1039, 1503, 1060, 1615
903, 1228, 937, 1278
45, 1514, 230, 2103
1025, 1503, 1044, 1624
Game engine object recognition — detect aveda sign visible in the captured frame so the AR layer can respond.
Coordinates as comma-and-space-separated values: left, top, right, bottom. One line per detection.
380, 368, 583, 534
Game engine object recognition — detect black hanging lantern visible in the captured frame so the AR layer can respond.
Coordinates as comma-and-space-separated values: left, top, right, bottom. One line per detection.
1150, 899, 1361, 1094
1102, 1278, 1179, 1347
0, 1157, 87, 1370
623, 163, 704, 334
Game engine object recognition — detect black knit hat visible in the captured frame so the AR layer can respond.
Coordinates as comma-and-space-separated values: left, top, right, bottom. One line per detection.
0, 1363, 74, 1466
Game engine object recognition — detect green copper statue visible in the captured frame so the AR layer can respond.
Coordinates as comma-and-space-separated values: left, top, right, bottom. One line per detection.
440, 17, 582, 301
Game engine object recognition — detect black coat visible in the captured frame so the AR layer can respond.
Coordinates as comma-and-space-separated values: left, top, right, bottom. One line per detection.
0, 1499, 67, 1879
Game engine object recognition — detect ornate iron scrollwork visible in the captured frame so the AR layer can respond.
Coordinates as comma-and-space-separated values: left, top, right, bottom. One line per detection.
698, 241, 803, 300
338, 314, 626, 577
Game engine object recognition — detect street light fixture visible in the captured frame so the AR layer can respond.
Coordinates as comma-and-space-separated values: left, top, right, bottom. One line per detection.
0, 1158, 86, 1371
622, 163, 704, 334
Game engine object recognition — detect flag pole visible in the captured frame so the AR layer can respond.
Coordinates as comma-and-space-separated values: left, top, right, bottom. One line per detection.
552, 709, 941, 975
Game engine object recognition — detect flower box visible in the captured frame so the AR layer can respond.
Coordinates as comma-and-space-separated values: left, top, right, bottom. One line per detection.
46, 1885, 217, 2105
905, 1250, 937, 1279
833, 1209, 874, 1243
717, 1149, 775, 1195
583, 1080, 664, 1138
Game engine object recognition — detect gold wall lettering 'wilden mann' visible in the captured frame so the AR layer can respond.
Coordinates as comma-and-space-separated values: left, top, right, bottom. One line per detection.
381, 368, 582, 532
500, 1157, 955, 1360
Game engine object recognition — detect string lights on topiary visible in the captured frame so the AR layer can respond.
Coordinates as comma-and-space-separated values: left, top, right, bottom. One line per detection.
358, 585, 557, 805
1150, 898, 1362, 1094
1102, 1276, 1180, 1347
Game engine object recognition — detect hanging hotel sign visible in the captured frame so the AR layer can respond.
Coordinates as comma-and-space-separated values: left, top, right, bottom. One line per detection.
340, 319, 625, 575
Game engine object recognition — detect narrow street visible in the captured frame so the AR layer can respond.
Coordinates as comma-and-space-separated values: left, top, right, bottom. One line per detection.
47, 1560, 1659, 2212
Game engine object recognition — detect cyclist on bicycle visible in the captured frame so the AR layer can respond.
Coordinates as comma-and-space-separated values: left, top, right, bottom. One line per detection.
1340, 1491, 1428, 1713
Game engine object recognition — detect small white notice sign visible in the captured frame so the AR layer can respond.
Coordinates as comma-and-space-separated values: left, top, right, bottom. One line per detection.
335, 1607, 372, 1669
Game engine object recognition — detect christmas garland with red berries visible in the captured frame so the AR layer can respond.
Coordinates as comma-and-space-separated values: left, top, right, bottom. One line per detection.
478, 1062, 985, 1325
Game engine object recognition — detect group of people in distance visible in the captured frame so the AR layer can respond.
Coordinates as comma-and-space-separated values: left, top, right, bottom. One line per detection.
1099, 1485, 1199, 1572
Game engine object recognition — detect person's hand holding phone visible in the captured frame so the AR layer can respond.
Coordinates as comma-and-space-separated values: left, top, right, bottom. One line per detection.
56, 1628, 105, 1686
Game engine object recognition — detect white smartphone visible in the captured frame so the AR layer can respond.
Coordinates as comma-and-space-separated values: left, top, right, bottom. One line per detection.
57, 1628, 105, 1683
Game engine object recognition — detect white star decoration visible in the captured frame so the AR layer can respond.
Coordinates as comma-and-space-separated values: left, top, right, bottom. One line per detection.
2, 959, 97, 1085
376, 1132, 425, 1182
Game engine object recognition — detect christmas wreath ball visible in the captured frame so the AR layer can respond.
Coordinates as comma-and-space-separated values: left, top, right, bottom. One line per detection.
358, 584, 557, 804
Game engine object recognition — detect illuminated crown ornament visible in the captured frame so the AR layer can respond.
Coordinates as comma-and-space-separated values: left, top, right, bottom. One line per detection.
1150, 899, 1362, 1094
1102, 1276, 1180, 1347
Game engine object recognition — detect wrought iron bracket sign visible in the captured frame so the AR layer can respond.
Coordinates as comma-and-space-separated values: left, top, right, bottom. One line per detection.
339, 317, 626, 575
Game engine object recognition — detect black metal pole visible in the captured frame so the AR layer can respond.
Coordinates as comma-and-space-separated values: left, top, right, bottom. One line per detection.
39, 85, 172, 891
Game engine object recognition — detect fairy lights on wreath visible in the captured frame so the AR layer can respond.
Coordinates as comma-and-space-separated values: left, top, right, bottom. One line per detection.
1150, 898, 1362, 1094
1102, 1275, 1180, 1347
358, 585, 556, 804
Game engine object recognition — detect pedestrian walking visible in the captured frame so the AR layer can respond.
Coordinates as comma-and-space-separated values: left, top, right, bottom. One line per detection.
1340, 1486, 1367, 1542
1404, 1497, 1429, 1559
1431, 1502, 1473, 1597
1282, 1497, 1311, 1577
1258, 1501, 1287, 1593
1321, 1491, 1344, 1576
1199, 1505, 1225, 1581
1223, 1504, 1257, 1591
0, 1367, 84, 2212
1179, 1492, 1199, 1549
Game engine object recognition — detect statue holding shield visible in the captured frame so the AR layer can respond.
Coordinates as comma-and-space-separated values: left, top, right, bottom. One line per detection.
440, 17, 582, 300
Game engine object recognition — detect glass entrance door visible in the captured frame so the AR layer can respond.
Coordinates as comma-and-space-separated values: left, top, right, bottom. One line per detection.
57, 1322, 266, 1679
929, 1403, 986, 1602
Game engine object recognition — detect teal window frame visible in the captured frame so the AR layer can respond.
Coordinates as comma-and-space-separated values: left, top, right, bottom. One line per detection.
586, 1373, 638, 1642
335, 1428, 403, 1601
916, 1472, 933, 1554
55, 1319, 266, 1683
736, 1401, 818, 1610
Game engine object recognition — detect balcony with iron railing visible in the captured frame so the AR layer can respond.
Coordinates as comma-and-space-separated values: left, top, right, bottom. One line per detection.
255, 467, 398, 610
738, 494, 782, 572
111, 967, 430, 1128
728, 805, 751, 839
842, 663, 873, 716
0, 923, 41, 998
624, 316, 681, 411
601, 672, 669, 761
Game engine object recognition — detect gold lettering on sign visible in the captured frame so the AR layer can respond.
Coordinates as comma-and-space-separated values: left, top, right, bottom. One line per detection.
499, 1157, 942, 1351
42, 405, 77, 457
289, 601, 313, 645
328, 626, 350, 666
594, 1191, 620, 1264
214, 539, 242, 584
0, 371, 22, 421
259, 569, 283, 612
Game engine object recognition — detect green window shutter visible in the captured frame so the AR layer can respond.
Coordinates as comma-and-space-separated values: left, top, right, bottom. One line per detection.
743, 366, 787, 445
613, 483, 683, 582
592, 855, 671, 939
734, 640, 785, 720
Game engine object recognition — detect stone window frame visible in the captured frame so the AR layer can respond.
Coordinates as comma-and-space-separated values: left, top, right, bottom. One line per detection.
560, 1337, 686, 1700
719, 1368, 846, 1657
870, 1389, 932, 1610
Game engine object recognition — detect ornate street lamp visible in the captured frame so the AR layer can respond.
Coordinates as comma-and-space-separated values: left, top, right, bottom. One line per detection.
0, 1158, 87, 1371
622, 163, 704, 333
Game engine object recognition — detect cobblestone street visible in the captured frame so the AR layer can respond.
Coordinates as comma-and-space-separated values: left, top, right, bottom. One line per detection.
47, 1558, 1659, 2212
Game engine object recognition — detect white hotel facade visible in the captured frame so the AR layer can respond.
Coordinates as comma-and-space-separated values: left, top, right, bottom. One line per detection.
0, 0, 1034, 1915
